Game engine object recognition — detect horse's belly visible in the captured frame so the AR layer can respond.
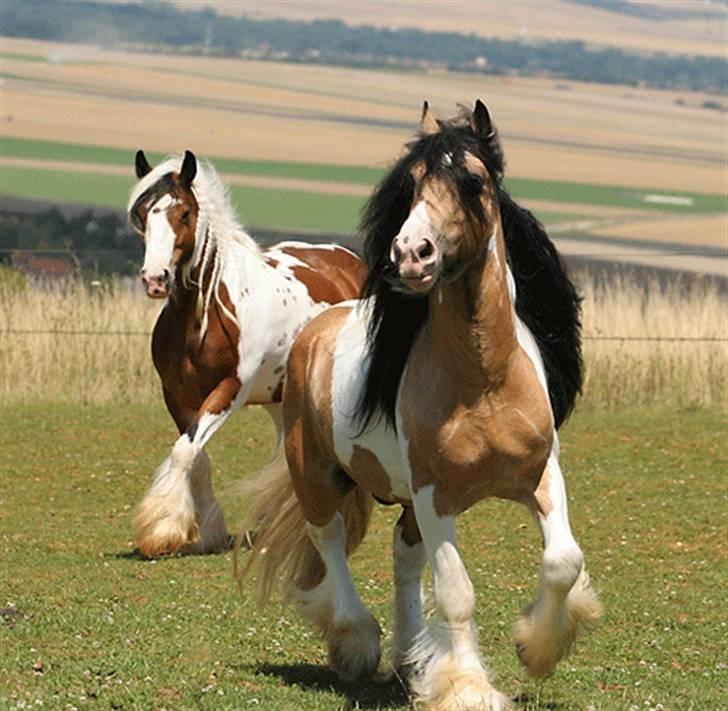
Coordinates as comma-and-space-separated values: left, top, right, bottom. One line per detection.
330, 305, 411, 503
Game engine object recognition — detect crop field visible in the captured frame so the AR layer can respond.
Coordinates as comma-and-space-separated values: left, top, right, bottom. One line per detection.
1, 403, 726, 710
1, 37, 724, 244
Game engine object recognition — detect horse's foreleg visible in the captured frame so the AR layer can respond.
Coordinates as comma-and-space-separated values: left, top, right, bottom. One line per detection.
134, 377, 242, 557
408, 486, 511, 710
514, 453, 602, 678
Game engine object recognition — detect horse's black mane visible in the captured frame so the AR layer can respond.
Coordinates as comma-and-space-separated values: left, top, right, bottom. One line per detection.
355, 108, 582, 432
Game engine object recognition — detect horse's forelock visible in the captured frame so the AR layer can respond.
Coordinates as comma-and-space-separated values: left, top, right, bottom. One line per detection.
127, 156, 185, 215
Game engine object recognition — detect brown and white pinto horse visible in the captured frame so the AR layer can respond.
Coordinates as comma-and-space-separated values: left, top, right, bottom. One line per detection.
127, 150, 366, 557
239, 102, 601, 709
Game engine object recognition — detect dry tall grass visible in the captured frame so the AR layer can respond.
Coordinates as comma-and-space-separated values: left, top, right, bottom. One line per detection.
0, 278, 160, 404
579, 271, 726, 411
1, 272, 725, 410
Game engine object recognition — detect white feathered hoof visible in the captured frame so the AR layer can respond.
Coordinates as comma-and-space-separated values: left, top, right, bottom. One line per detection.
411, 667, 512, 711
190, 498, 230, 554
514, 575, 602, 678
134, 499, 200, 558
327, 614, 382, 682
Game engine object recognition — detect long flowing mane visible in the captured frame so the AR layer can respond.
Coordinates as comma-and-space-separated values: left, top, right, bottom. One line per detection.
127, 155, 262, 336
356, 110, 582, 432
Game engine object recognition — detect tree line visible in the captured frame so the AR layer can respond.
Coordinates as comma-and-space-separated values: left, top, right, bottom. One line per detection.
1, 0, 724, 93
1, 207, 141, 278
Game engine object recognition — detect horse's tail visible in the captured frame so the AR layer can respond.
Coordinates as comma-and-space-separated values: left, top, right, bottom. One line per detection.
234, 442, 374, 607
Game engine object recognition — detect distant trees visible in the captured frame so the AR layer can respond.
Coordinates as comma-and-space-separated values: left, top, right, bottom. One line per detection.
1, 207, 141, 277
0, 0, 723, 93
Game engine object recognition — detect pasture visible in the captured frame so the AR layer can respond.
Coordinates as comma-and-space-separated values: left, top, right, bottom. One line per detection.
2, 403, 726, 709
2, 272, 725, 707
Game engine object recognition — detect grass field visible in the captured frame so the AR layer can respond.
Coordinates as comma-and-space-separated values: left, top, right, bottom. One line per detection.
2, 403, 726, 709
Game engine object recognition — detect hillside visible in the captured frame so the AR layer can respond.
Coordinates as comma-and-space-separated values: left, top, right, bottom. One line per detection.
1, 0, 724, 92
171, 0, 726, 58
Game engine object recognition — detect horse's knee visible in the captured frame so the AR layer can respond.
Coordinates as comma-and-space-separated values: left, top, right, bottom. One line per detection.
306, 513, 346, 552
542, 543, 583, 592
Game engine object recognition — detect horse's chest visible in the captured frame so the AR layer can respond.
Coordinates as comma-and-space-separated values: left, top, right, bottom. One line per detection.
402, 394, 553, 514
152, 310, 238, 404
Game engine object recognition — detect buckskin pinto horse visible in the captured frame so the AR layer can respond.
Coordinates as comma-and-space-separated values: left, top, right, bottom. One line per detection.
127, 150, 367, 558
239, 101, 601, 709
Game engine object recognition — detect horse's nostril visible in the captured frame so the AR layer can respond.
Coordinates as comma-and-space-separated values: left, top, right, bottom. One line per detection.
417, 239, 435, 261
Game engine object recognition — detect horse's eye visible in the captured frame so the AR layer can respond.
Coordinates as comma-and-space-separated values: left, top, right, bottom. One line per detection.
464, 173, 484, 194
180, 210, 190, 225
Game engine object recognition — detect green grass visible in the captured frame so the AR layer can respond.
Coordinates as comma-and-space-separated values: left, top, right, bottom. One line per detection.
1, 404, 726, 709
0, 164, 586, 235
2, 136, 724, 214
0, 166, 363, 234
0, 136, 382, 185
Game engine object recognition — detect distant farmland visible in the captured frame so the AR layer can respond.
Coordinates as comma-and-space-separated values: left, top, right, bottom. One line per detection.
0, 37, 724, 243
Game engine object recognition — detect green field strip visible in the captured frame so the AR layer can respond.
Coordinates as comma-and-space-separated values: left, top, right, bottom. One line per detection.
0, 52, 48, 63
505, 177, 726, 214
0, 136, 381, 185
0, 165, 363, 234
1, 165, 581, 235
3, 136, 725, 215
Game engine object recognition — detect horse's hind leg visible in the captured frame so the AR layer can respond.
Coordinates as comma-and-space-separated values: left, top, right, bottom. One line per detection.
408, 486, 511, 710
301, 498, 381, 681
285, 441, 379, 681
514, 452, 602, 678
134, 379, 241, 556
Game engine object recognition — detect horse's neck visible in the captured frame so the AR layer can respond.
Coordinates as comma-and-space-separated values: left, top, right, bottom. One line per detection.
428, 225, 516, 384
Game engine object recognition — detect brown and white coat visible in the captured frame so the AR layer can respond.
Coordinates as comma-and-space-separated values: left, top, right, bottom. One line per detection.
241, 102, 600, 710
128, 151, 366, 557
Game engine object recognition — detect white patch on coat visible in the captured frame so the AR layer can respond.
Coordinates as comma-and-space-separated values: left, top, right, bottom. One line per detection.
275, 240, 359, 257
329, 302, 411, 501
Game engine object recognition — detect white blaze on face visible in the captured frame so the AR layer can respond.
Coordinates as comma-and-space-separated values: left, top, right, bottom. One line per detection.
399, 200, 435, 244
142, 194, 178, 280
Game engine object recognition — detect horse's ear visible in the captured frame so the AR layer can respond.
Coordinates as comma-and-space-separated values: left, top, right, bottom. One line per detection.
421, 100, 439, 135
180, 150, 197, 188
135, 150, 152, 178
470, 99, 494, 137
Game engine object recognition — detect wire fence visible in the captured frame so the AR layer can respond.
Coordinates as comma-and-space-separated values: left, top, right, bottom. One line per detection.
3, 246, 726, 260
1, 328, 725, 343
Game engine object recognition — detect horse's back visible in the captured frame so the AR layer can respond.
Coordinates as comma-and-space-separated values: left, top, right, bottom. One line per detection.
266, 242, 367, 304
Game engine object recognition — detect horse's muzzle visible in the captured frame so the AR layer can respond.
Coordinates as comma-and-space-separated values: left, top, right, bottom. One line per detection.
141, 269, 170, 299
390, 234, 439, 293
